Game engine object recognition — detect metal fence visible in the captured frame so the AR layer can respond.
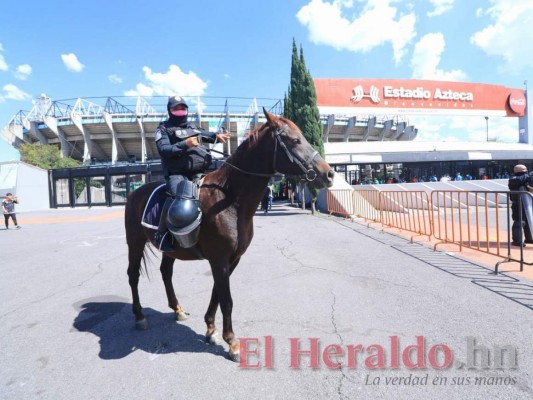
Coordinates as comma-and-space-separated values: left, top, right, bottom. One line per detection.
327, 188, 533, 273
381, 190, 432, 241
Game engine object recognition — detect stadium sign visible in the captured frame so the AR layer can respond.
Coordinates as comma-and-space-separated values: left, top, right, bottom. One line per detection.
315, 78, 526, 117
382, 86, 473, 102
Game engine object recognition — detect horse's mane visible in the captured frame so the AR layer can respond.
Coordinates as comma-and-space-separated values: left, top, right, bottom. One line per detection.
211, 114, 300, 182
229, 115, 299, 159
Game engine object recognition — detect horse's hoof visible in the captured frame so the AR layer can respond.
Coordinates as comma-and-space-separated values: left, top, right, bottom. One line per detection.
229, 351, 240, 363
175, 306, 189, 322
135, 318, 149, 330
206, 333, 222, 345
176, 311, 189, 322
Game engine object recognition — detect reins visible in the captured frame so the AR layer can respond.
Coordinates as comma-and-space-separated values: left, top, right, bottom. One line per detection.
205, 147, 272, 177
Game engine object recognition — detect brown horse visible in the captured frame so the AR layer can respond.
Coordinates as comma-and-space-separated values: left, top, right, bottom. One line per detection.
125, 109, 334, 361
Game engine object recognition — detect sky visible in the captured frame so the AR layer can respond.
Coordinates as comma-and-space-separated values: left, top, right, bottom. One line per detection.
0, 0, 532, 162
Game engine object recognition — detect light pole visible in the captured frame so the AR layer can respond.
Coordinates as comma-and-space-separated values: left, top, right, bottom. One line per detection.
484, 116, 489, 141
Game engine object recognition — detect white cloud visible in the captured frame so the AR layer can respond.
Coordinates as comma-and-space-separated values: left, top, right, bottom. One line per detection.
61, 53, 85, 72
0, 42, 8, 71
124, 65, 208, 97
470, 0, 533, 74
108, 74, 123, 84
14, 64, 32, 80
412, 116, 460, 142
483, 116, 521, 142
413, 115, 520, 143
410, 33, 467, 81
427, 0, 454, 17
0, 83, 31, 103
296, 0, 416, 64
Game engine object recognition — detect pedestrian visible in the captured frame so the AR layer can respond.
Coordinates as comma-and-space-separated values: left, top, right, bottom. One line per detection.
268, 183, 274, 210
455, 172, 463, 181
508, 164, 533, 247
2, 193, 21, 229
261, 185, 272, 213
153, 95, 231, 251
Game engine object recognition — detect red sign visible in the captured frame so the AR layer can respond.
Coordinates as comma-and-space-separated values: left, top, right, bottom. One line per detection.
508, 90, 526, 115
314, 78, 526, 117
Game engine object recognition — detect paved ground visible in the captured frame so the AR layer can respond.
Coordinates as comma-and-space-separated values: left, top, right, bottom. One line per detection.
1, 203, 533, 399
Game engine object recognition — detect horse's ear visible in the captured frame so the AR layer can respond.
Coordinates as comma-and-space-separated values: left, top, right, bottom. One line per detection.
263, 107, 278, 126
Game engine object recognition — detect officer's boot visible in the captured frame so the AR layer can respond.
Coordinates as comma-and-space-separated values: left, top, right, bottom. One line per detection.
153, 197, 174, 252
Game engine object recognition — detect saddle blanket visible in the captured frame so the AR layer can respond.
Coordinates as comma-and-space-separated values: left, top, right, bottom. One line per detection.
141, 184, 167, 230
141, 177, 205, 230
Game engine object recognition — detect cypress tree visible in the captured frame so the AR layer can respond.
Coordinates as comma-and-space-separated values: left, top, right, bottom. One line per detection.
284, 40, 324, 157
284, 39, 325, 213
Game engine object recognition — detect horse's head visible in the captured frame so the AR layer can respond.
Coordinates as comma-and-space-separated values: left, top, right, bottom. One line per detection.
263, 108, 334, 189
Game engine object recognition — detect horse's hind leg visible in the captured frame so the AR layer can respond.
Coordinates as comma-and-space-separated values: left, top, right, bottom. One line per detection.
160, 255, 189, 321
127, 240, 149, 330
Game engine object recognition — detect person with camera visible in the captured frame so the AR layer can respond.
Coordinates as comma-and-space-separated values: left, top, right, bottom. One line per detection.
508, 164, 533, 247
2, 193, 21, 229
153, 96, 231, 252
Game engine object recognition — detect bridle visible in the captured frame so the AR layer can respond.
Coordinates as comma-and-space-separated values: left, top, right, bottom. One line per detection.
219, 125, 320, 182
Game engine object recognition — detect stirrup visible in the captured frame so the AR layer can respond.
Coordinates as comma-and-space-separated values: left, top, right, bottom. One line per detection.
154, 231, 174, 252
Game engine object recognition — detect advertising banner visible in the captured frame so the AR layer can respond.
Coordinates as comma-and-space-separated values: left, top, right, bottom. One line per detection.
314, 78, 526, 117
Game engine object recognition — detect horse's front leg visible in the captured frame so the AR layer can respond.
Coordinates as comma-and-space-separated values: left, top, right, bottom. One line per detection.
204, 286, 221, 345
160, 255, 189, 321
207, 258, 241, 361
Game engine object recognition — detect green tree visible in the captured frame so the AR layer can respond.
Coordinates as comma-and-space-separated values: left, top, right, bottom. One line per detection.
284, 39, 325, 213
19, 143, 81, 170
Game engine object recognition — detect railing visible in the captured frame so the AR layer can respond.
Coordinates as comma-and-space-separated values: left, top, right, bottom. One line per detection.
380, 191, 432, 241
431, 190, 508, 254
352, 190, 382, 224
326, 189, 353, 218
327, 188, 533, 273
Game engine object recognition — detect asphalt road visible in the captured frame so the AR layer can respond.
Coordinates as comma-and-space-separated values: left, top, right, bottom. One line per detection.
1, 204, 532, 399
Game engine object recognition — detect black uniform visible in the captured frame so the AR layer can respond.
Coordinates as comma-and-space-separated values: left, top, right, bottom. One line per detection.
508, 171, 533, 245
153, 96, 219, 252
155, 98, 217, 196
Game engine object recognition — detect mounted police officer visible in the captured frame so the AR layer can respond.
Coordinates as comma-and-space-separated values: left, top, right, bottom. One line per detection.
154, 96, 231, 251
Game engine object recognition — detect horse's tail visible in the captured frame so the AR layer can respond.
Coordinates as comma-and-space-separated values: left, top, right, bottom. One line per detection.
140, 244, 155, 278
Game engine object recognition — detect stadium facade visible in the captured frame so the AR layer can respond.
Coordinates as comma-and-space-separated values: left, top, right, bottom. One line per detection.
1, 93, 416, 165
312, 78, 531, 182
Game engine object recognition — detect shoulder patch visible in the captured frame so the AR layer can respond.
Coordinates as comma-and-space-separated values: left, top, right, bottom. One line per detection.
155, 130, 162, 141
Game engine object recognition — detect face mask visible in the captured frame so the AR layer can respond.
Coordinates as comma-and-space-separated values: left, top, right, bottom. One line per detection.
170, 109, 188, 117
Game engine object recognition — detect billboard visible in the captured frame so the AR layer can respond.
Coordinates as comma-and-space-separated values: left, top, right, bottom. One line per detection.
314, 78, 526, 118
